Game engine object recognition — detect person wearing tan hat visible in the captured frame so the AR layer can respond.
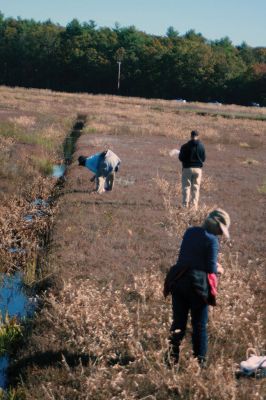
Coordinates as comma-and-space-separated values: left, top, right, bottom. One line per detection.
164, 208, 230, 366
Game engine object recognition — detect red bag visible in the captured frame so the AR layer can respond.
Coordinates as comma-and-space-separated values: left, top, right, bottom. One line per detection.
207, 273, 218, 306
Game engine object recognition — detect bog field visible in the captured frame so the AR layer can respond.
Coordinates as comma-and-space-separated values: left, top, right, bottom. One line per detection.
0, 86, 265, 399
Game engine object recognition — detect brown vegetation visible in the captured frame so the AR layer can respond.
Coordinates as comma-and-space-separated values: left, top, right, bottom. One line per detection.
0, 86, 265, 399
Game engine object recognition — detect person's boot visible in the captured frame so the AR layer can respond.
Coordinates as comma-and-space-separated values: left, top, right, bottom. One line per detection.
197, 356, 207, 369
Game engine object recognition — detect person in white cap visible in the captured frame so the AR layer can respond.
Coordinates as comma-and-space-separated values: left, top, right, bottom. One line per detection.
164, 208, 230, 366
78, 149, 121, 193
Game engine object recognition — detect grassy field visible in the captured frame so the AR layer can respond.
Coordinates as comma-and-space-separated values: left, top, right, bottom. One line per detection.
0, 86, 265, 399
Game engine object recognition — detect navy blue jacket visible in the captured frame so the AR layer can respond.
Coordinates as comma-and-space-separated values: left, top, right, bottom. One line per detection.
179, 139, 206, 168
163, 227, 219, 298
177, 227, 219, 273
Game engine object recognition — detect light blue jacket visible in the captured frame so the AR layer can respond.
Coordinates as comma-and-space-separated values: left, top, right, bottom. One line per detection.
85, 152, 102, 174
85, 150, 121, 177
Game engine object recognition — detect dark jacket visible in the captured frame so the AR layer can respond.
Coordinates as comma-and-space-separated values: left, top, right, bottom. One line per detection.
178, 227, 219, 273
167, 268, 216, 306
179, 139, 206, 168
163, 227, 219, 299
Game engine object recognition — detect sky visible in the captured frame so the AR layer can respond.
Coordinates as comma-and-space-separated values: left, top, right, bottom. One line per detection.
0, 0, 265, 47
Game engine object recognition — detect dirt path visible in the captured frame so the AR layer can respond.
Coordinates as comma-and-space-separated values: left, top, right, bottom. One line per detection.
50, 134, 181, 286
50, 131, 265, 285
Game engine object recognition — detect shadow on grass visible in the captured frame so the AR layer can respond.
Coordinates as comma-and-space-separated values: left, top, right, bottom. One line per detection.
107, 352, 135, 366
54, 189, 164, 208
9, 350, 98, 383
9, 349, 136, 384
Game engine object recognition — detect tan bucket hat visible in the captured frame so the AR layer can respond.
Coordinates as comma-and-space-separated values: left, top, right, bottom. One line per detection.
207, 209, 231, 238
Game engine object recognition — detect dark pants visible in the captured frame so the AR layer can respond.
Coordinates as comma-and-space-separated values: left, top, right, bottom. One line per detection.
170, 275, 208, 363
105, 171, 115, 191
95, 158, 113, 193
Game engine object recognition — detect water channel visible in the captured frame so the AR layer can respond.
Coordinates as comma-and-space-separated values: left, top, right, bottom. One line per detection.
0, 115, 86, 389
0, 273, 35, 388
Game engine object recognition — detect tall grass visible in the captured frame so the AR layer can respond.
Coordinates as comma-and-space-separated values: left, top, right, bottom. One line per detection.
21, 251, 264, 399
14, 177, 265, 400
0, 315, 22, 356
0, 86, 265, 398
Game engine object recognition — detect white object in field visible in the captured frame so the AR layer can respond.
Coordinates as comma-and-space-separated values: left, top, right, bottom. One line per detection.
240, 355, 266, 375
169, 149, 180, 157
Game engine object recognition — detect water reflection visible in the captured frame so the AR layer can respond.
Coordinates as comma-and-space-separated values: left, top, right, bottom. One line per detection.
51, 119, 84, 179
32, 199, 49, 208
0, 273, 35, 388
0, 273, 34, 318
0, 356, 8, 389
52, 165, 66, 178
8, 248, 25, 254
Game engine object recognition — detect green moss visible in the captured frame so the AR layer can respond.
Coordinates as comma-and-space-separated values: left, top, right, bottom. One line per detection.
150, 106, 164, 112
258, 181, 266, 194
84, 126, 97, 134
0, 123, 18, 138
0, 123, 57, 151
0, 387, 26, 400
30, 156, 54, 176
0, 315, 22, 356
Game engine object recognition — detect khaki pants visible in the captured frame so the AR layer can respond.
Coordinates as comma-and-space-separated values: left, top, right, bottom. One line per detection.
96, 172, 115, 193
96, 176, 105, 193
181, 168, 202, 208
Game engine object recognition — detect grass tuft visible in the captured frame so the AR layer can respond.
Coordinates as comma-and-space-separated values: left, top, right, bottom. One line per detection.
0, 315, 22, 356
258, 181, 266, 194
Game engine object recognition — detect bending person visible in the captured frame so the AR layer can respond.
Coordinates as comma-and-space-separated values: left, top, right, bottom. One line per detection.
164, 209, 230, 366
78, 149, 121, 193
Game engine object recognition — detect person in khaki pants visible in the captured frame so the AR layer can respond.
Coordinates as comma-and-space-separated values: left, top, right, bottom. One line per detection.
179, 130, 206, 209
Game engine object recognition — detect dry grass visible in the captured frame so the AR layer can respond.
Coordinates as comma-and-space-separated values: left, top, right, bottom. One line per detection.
0, 86, 78, 274
258, 181, 266, 195
18, 216, 264, 399
1, 86, 265, 152
0, 86, 265, 399
12, 177, 265, 400
0, 178, 54, 274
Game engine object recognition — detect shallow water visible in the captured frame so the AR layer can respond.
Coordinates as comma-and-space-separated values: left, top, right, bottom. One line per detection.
0, 356, 8, 389
0, 118, 85, 388
8, 247, 25, 254
63, 129, 82, 164
0, 273, 34, 318
51, 120, 84, 179
52, 164, 66, 178
0, 273, 35, 388
32, 199, 49, 208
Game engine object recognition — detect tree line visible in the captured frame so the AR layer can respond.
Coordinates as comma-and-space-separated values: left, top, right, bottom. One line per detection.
0, 13, 265, 105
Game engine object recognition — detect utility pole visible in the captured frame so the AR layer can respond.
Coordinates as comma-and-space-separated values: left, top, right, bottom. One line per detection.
117, 61, 121, 91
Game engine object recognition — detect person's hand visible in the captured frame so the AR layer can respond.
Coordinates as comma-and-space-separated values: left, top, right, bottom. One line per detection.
217, 262, 224, 276
163, 283, 170, 298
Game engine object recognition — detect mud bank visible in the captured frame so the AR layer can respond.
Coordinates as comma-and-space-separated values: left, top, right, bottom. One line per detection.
0, 114, 87, 391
